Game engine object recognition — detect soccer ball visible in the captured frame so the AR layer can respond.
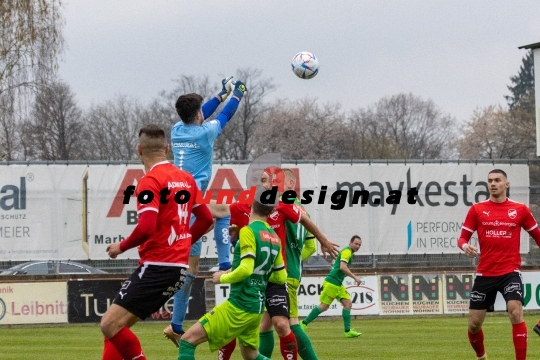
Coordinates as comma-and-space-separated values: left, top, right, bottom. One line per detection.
291, 51, 319, 79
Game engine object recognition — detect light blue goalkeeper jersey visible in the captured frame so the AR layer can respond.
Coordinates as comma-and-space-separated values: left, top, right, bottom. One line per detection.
171, 97, 238, 191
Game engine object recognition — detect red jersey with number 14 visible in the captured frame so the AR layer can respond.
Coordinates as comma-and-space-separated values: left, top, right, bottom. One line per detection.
135, 161, 199, 267
461, 198, 538, 276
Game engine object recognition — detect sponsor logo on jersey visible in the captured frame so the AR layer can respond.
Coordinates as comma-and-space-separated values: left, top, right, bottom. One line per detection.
485, 230, 507, 236
250, 279, 266, 287
504, 282, 521, 294
469, 291, 486, 302
172, 142, 200, 149
269, 211, 279, 221
168, 227, 192, 246
267, 295, 287, 306
260, 230, 280, 245
120, 281, 131, 290
168, 181, 192, 189
481, 220, 517, 227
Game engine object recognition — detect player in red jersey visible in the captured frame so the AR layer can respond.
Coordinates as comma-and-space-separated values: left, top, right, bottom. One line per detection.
218, 167, 339, 360
99, 124, 213, 360
458, 169, 540, 360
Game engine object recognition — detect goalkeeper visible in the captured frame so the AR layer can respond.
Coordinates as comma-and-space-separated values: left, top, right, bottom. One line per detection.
164, 77, 248, 345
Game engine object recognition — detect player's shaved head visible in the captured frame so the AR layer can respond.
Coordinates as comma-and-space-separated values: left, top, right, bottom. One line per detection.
252, 199, 275, 217
138, 124, 167, 155
282, 168, 296, 181
488, 169, 507, 179
176, 93, 203, 124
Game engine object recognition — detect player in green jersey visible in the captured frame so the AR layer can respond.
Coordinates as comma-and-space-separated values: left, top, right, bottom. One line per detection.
301, 235, 363, 338
178, 197, 286, 360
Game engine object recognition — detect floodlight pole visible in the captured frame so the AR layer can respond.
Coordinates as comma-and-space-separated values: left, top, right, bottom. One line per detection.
518, 42, 540, 156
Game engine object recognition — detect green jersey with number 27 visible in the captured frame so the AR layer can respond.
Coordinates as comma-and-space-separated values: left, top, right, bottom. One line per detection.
228, 220, 285, 314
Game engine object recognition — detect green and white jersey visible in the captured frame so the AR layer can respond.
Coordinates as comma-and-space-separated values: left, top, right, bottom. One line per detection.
325, 246, 353, 286
285, 199, 313, 280
228, 220, 285, 314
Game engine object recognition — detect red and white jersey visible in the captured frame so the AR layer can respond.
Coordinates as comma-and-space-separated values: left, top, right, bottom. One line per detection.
136, 161, 199, 267
267, 201, 302, 267
229, 200, 302, 267
230, 202, 251, 230
462, 198, 538, 276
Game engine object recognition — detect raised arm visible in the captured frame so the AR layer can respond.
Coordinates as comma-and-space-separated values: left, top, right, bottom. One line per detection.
299, 213, 340, 259
214, 81, 247, 129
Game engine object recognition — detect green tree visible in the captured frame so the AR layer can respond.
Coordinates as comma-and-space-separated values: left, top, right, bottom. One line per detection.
505, 50, 534, 111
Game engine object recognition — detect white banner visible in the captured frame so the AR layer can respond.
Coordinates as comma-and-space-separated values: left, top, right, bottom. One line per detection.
214, 276, 380, 316
0, 162, 531, 260
0, 282, 68, 324
0, 165, 87, 260
494, 271, 540, 311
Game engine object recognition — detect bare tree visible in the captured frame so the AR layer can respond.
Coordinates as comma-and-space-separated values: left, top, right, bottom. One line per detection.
347, 108, 400, 159
456, 105, 535, 159
159, 74, 216, 114
214, 68, 276, 160
351, 93, 457, 159
84, 96, 146, 160
0, 0, 64, 160
23, 80, 84, 160
252, 98, 350, 160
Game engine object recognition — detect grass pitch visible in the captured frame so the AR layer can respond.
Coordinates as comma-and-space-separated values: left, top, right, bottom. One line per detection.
1, 313, 539, 359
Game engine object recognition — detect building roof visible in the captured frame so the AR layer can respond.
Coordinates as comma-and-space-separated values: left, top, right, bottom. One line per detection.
519, 42, 540, 50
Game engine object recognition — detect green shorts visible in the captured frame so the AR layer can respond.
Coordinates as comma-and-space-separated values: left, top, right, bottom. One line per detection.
200, 301, 263, 352
287, 278, 300, 318
320, 280, 350, 305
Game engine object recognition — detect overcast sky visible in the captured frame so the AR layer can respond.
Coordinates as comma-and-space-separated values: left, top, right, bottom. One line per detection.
59, 1, 540, 123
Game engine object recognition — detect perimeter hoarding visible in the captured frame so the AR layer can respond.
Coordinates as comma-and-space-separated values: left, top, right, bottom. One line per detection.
494, 271, 540, 311
0, 282, 68, 325
442, 273, 474, 314
214, 275, 380, 316
67, 278, 206, 323
0, 165, 87, 260
0, 162, 531, 260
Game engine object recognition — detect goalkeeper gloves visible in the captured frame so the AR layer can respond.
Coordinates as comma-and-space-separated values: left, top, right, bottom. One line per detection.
218, 76, 234, 102
232, 81, 247, 100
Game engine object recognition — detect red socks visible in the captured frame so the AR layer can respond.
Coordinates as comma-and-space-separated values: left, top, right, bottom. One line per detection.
102, 338, 123, 360
107, 326, 146, 360
512, 322, 527, 360
279, 331, 298, 360
218, 339, 237, 360
467, 329, 485, 358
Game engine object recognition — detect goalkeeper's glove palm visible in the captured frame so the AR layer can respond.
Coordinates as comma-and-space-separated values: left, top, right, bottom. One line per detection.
218, 76, 234, 102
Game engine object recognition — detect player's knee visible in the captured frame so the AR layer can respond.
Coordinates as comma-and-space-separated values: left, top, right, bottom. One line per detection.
507, 306, 523, 323
272, 316, 290, 337
319, 303, 329, 312
468, 319, 482, 333
99, 314, 116, 339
